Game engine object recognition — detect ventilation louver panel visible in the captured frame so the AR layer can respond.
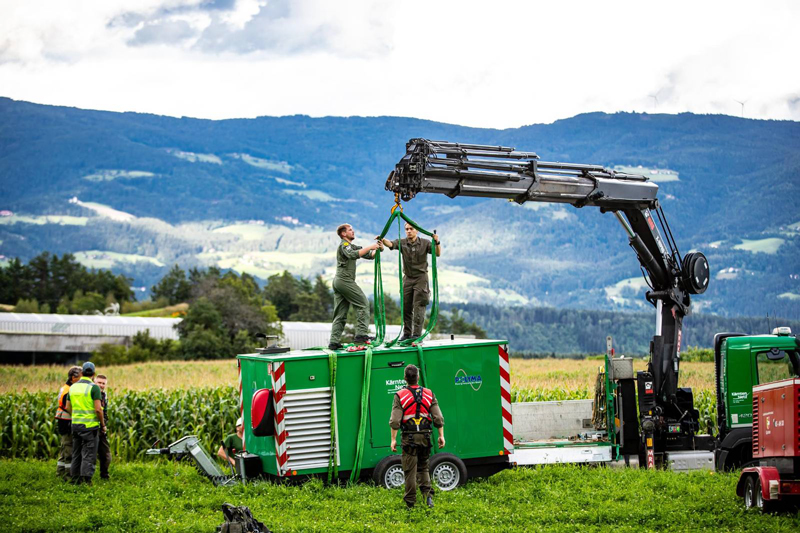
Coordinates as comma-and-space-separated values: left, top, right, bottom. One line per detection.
752, 395, 760, 456
283, 388, 338, 471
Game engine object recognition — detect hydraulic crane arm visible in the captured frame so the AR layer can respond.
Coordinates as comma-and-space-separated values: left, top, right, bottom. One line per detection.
385, 139, 710, 411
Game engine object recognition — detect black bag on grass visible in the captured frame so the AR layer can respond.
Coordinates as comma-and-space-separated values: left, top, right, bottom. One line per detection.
216, 503, 272, 533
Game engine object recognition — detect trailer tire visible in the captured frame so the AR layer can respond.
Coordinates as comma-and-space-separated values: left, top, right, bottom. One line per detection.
373, 456, 404, 490
430, 453, 467, 491
743, 475, 756, 509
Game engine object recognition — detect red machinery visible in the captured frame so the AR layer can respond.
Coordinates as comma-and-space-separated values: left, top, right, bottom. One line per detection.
737, 377, 800, 512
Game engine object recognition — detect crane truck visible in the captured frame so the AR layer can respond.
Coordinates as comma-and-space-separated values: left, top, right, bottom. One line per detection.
385, 139, 714, 469
153, 140, 797, 488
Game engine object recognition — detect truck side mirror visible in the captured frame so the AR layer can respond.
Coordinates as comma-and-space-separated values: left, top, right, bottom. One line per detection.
251, 388, 275, 437
766, 348, 786, 361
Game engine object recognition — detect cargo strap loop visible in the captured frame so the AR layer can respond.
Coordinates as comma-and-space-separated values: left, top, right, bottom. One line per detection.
373, 210, 440, 347
350, 346, 373, 482
324, 349, 339, 483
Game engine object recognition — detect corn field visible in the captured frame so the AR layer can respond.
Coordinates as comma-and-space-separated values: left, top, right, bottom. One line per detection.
0, 387, 239, 461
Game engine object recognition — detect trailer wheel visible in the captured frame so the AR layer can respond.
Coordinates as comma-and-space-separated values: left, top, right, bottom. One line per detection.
373, 456, 404, 489
743, 476, 756, 509
430, 453, 467, 491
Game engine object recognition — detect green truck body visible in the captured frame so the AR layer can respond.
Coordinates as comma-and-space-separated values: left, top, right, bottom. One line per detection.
716, 332, 800, 470
238, 339, 511, 479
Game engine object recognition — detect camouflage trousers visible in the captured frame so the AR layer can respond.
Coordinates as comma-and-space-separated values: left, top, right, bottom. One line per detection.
400, 432, 432, 507
57, 432, 72, 479
402, 275, 430, 338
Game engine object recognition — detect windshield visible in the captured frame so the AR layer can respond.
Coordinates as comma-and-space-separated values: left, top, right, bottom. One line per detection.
756, 349, 800, 384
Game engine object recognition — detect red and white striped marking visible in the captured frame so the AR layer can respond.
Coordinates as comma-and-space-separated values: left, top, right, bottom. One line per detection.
270, 361, 288, 476
498, 345, 513, 453
237, 359, 245, 451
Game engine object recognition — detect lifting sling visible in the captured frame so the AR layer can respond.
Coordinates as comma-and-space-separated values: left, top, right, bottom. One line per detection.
330, 202, 442, 483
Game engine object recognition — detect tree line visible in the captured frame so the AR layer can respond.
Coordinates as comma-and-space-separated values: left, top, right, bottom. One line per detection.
1, 253, 485, 364
0, 253, 133, 314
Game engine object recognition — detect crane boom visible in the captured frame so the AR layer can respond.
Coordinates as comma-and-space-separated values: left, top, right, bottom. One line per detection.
386, 138, 711, 458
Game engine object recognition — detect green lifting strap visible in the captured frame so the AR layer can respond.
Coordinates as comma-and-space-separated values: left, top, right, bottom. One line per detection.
325, 349, 339, 483
372, 210, 440, 347
349, 346, 373, 482
344, 209, 441, 483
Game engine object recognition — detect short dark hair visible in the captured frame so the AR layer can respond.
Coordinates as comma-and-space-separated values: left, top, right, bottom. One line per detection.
96, 374, 107, 380
82, 368, 94, 377
404, 364, 419, 385
336, 223, 350, 238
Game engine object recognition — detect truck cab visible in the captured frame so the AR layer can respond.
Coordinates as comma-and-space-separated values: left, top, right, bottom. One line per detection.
716, 329, 800, 470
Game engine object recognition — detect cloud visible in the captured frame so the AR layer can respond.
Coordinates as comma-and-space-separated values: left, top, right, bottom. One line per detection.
114, 0, 395, 58
129, 19, 198, 46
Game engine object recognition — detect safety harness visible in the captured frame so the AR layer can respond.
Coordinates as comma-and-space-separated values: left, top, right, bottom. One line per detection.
397, 385, 433, 433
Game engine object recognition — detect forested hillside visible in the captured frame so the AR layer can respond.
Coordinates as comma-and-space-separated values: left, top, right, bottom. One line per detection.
1, 98, 799, 319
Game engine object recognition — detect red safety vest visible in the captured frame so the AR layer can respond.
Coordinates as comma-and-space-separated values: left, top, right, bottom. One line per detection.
396, 385, 433, 431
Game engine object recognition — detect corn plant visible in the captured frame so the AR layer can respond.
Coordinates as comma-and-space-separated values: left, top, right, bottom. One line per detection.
0, 387, 240, 461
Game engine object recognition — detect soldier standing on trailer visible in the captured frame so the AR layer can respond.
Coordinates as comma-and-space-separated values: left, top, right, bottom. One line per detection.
328, 223, 382, 350
390, 364, 445, 509
378, 222, 441, 341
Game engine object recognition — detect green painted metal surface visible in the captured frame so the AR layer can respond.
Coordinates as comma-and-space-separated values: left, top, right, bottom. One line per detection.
238, 339, 509, 477
721, 334, 799, 430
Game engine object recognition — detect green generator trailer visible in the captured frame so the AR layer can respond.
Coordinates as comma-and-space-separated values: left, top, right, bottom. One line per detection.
236, 339, 513, 488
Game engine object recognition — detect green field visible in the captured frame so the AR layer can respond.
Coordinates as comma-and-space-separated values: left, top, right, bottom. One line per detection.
1, 461, 797, 532
734, 237, 785, 254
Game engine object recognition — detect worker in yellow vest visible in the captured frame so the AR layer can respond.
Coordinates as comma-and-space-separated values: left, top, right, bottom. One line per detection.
65, 362, 105, 484
55, 366, 82, 480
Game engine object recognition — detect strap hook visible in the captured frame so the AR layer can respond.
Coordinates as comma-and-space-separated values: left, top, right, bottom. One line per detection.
391, 192, 403, 213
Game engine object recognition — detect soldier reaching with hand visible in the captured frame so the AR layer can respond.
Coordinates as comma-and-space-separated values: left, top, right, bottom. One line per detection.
378, 222, 441, 341
328, 223, 382, 350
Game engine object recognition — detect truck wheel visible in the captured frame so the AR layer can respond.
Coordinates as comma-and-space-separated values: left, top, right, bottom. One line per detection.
744, 476, 756, 509
372, 456, 404, 489
430, 453, 467, 491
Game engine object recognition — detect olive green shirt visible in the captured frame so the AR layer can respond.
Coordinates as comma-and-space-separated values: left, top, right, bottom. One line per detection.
389, 388, 444, 430
389, 237, 433, 279
335, 239, 374, 281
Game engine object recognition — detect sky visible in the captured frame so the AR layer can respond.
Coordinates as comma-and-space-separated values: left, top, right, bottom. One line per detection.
1, 0, 798, 129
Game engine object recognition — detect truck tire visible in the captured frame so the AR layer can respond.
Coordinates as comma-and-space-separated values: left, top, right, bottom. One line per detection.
430, 453, 467, 491
372, 456, 404, 489
744, 475, 756, 509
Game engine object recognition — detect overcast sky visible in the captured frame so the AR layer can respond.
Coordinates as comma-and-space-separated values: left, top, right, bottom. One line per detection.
1, 0, 798, 129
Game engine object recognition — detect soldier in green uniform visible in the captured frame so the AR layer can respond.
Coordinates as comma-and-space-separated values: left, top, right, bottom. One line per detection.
390, 364, 445, 509
379, 222, 441, 341
328, 223, 382, 350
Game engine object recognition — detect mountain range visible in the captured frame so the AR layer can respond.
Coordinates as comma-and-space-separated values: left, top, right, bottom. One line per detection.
1, 97, 799, 320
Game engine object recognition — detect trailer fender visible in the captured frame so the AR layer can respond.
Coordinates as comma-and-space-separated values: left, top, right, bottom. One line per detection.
251, 388, 275, 437
738, 467, 780, 501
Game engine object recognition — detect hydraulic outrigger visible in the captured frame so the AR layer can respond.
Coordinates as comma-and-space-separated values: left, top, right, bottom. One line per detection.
386, 139, 712, 467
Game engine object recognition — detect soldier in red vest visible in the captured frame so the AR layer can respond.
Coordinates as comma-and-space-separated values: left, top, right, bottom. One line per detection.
389, 364, 445, 509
